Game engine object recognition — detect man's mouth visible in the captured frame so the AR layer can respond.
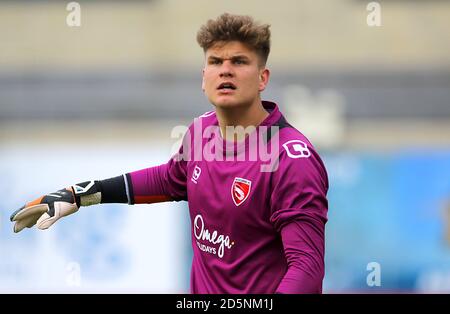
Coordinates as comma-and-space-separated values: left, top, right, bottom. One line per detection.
217, 82, 237, 90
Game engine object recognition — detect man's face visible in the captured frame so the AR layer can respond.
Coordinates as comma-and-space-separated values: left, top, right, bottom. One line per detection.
202, 41, 269, 109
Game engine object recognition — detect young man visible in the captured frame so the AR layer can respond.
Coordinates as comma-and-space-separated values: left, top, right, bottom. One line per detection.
10, 13, 329, 294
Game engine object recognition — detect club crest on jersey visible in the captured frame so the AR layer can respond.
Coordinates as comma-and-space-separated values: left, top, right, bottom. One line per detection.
231, 177, 251, 206
282, 140, 311, 159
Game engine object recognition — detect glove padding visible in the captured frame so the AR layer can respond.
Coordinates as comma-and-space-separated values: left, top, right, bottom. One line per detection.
10, 187, 79, 233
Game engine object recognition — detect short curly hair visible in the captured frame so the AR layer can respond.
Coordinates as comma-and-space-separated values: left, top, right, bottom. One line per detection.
196, 13, 271, 66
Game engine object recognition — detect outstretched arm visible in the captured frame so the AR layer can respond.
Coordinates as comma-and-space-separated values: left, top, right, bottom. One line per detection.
9, 174, 135, 233
11, 157, 188, 233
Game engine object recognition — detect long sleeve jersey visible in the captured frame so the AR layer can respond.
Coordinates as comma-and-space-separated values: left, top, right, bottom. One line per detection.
123, 101, 328, 293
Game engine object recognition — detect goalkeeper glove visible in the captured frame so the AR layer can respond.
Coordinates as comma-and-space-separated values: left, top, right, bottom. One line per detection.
10, 181, 101, 233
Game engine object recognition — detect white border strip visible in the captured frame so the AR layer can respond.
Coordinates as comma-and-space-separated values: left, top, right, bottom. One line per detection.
123, 174, 131, 204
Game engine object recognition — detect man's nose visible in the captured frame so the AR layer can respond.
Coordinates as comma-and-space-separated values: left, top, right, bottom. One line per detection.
219, 61, 234, 77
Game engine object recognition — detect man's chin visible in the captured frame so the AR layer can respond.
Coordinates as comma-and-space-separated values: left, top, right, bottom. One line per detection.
212, 97, 244, 109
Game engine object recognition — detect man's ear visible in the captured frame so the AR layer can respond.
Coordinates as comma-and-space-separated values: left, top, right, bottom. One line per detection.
201, 68, 205, 92
258, 68, 270, 92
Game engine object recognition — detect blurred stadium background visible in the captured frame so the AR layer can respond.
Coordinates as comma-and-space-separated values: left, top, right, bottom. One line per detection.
1, 0, 450, 293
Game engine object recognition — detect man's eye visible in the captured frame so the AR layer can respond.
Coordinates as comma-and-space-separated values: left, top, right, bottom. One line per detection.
234, 60, 245, 64
210, 59, 221, 65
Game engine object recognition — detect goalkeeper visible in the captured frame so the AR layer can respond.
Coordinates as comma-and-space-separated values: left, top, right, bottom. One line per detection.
11, 13, 329, 294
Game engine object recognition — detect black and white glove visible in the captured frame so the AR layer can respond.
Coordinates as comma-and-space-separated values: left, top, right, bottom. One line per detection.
10, 181, 101, 233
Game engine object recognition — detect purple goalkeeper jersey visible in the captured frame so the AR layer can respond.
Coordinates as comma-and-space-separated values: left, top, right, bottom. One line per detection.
127, 101, 329, 293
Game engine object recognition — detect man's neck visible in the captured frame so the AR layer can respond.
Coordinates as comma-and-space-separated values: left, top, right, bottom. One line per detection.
215, 99, 269, 142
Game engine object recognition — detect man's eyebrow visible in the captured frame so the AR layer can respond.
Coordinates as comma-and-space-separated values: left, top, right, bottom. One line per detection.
207, 56, 222, 61
207, 55, 250, 61
231, 55, 250, 60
